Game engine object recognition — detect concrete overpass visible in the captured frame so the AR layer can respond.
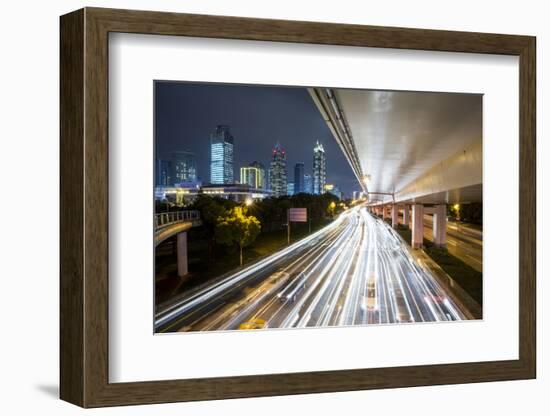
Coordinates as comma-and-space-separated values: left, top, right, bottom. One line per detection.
155, 210, 201, 278
309, 87, 482, 249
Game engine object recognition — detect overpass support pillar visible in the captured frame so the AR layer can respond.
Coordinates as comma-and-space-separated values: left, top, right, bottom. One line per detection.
403, 205, 410, 228
411, 204, 424, 249
177, 231, 189, 278
391, 205, 399, 228
433, 204, 447, 247
383, 205, 390, 221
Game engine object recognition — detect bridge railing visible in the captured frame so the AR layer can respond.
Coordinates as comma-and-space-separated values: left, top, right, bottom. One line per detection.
155, 210, 200, 229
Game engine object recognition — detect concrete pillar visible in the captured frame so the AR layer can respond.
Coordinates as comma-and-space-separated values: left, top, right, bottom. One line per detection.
433, 204, 447, 247
411, 204, 424, 249
403, 205, 410, 228
391, 205, 399, 228
383, 205, 390, 220
177, 231, 188, 278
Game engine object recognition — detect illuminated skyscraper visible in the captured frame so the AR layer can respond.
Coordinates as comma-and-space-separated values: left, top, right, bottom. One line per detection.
210, 125, 234, 184
269, 142, 287, 197
294, 162, 305, 194
240, 161, 266, 189
172, 151, 197, 184
313, 141, 326, 194
324, 183, 342, 200
304, 173, 313, 194
156, 158, 172, 186
287, 182, 295, 196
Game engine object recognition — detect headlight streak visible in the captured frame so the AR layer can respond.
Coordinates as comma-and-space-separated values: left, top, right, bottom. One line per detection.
155, 211, 348, 328
364, 213, 378, 325
199, 224, 346, 332
277, 214, 358, 328
316, 213, 363, 327
386, 222, 467, 322
262, 215, 357, 328
158, 205, 470, 332
293, 220, 358, 328
339, 209, 368, 326
247, 223, 352, 327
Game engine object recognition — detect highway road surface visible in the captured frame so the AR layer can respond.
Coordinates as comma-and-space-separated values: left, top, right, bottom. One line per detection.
156, 206, 468, 333
423, 215, 482, 272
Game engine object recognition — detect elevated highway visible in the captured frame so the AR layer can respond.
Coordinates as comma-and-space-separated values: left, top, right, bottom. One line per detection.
310, 87, 482, 249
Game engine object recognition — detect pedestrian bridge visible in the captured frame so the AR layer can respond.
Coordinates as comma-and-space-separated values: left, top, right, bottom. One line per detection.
155, 210, 201, 278
155, 210, 201, 246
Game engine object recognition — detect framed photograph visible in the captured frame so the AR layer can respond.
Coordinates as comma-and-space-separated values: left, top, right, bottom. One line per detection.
60, 7, 536, 408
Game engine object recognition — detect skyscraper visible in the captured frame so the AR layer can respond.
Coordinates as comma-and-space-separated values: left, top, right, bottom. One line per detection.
172, 151, 197, 184
269, 142, 287, 197
313, 141, 326, 194
294, 162, 305, 194
287, 182, 295, 196
240, 161, 266, 189
210, 125, 234, 184
324, 184, 343, 200
156, 158, 172, 186
304, 173, 313, 194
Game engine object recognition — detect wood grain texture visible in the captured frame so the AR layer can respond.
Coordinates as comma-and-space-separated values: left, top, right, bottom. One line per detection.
59, 7, 537, 408
59, 8, 84, 406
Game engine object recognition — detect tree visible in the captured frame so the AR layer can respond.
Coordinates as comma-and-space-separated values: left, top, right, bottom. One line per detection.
189, 195, 236, 256
215, 207, 261, 266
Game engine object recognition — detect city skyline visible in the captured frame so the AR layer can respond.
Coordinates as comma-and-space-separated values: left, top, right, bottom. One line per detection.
157, 133, 343, 199
154, 82, 360, 196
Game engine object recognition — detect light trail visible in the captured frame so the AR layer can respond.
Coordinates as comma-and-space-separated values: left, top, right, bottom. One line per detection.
157, 205, 470, 332
155, 212, 348, 329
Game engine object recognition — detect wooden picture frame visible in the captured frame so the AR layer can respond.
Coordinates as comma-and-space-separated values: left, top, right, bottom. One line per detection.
60, 7, 536, 408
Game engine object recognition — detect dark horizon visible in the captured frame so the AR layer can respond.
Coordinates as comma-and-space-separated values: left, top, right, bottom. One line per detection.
154, 81, 361, 197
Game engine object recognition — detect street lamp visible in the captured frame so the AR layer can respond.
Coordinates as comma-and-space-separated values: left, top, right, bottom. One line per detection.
245, 197, 253, 207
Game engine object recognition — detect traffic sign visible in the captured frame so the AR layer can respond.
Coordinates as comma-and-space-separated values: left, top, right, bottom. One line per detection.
289, 208, 307, 222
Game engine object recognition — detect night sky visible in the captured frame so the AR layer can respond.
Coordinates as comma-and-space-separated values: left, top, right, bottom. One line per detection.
154, 82, 360, 197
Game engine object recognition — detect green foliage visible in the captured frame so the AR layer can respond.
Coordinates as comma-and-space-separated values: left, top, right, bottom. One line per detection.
190, 195, 236, 227
447, 203, 482, 225
215, 207, 261, 265
248, 192, 339, 231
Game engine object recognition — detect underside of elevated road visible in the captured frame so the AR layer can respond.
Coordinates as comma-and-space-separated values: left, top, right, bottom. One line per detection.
309, 88, 483, 205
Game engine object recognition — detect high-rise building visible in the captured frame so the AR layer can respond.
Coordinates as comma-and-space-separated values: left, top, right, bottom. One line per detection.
240, 161, 266, 189
269, 142, 287, 197
325, 183, 343, 200
156, 158, 172, 186
313, 141, 326, 194
287, 182, 295, 196
210, 125, 234, 184
294, 162, 305, 194
304, 173, 313, 194
172, 151, 197, 184
266, 169, 271, 193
